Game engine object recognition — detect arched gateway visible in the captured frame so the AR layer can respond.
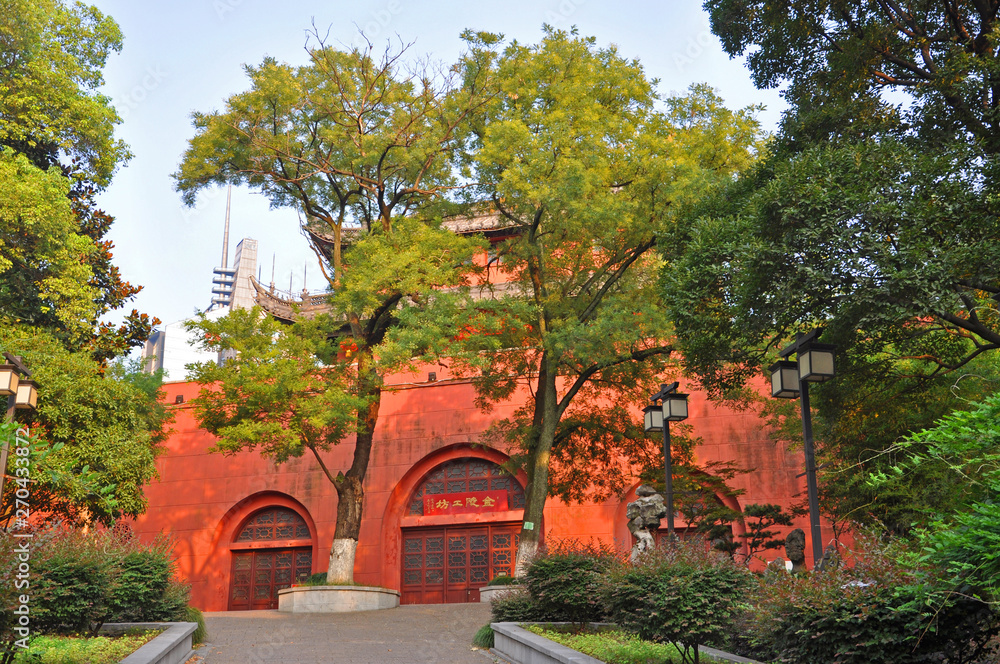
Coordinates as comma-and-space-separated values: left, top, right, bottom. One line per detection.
228, 506, 314, 610
400, 457, 525, 604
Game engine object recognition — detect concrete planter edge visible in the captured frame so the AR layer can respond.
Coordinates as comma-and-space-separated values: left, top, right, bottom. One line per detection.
490, 622, 763, 664
479, 584, 527, 603
277, 585, 400, 613
100, 622, 197, 664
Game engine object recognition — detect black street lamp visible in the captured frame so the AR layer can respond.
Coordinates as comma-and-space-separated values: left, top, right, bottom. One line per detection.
768, 329, 836, 567
643, 382, 689, 537
0, 353, 37, 499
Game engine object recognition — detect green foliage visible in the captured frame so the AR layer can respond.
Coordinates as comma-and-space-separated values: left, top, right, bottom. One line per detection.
487, 574, 522, 586
0, 0, 155, 355
0, 0, 128, 184
186, 307, 365, 464
30, 530, 110, 635
669, 0, 1000, 538
184, 606, 207, 646
0, 327, 169, 525
602, 541, 753, 664
409, 27, 766, 559
13, 632, 158, 664
749, 536, 1000, 664
471, 624, 494, 649
490, 589, 546, 623
739, 503, 793, 565
705, 0, 1000, 154
524, 542, 618, 623
524, 626, 685, 664
175, 34, 490, 581
871, 391, 1000, 599
0, 526, 192, 647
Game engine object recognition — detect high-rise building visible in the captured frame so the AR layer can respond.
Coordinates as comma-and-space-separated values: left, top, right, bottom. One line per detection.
142, 189, 257, 379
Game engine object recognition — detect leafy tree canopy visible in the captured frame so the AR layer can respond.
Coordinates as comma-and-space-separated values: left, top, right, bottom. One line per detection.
0, 326, 170, 525
175, 34, 488, 582
391, 27, 765, 568
0, 0, 155, 357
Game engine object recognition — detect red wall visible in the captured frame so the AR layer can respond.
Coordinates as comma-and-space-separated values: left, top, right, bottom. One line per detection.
133, 369, 825, 611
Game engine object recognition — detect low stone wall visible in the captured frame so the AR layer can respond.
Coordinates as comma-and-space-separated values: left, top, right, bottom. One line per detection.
277, 585, 400, 613
100, 622, 196, 664
479, 585, 526, 603
491, 622, 763, 664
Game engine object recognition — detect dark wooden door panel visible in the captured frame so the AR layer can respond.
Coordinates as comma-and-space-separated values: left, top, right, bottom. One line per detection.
229, 547, 312, 610
401, 524, 520, 604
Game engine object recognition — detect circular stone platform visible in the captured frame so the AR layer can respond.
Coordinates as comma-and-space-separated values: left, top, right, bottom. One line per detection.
277, 586, 400, 613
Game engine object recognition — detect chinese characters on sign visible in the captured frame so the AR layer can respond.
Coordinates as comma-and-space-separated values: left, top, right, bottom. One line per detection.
423, 491, 509, 516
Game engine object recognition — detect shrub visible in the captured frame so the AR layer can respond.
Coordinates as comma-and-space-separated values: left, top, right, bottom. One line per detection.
184, 606, 207, 645
525, 540, 618, 623
14, 632, 159, 664
303, 572, 328, 585
490, 589, 547, 622
31, 530, 111, 635
602, 539, 753, 664
472, 624, 494, 649
106, 536, 186, 622
1, 525, 197, 646
750, 536, 1000, 664
487, 574, 523, 586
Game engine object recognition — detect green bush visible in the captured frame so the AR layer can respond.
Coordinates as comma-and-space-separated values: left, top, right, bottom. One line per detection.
490, 589, 547, 622
13, 632, 158, 664
106, 538, 180, 622
487, 574, 523, 586
1, 525, 197, 645
525, 541, 618, 623
31, 530, 111, 635
750, 536, 1000, 664
524, 626, 684, 664
303, 572, 328, 585
602, 540, 753, 664
184, 606, 207, 645
472, 624, 494, 649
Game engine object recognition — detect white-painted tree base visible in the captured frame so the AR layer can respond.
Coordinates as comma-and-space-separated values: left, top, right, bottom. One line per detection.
277, 586, 400, 613
327, 537, 358, 583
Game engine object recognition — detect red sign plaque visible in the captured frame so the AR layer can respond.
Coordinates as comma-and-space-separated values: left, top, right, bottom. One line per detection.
423, 491, 508, 515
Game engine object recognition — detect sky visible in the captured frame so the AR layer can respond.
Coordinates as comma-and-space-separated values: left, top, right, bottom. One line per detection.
87, 0, 785, 331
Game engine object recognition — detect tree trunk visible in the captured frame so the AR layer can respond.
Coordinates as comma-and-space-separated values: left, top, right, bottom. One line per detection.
514, 355, 559, 576
326, 351, 381, 583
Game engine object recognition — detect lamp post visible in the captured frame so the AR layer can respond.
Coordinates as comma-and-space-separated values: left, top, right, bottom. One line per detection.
768, 329, 836, 567
643, 382, 689, 537
0, 353, 37, 499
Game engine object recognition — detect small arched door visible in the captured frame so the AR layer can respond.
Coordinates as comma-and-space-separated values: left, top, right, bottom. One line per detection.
401, 457, 525, 604
228, 507, 314, 610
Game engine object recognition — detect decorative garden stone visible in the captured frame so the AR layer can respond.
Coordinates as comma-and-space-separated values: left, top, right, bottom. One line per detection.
784, 528, 807, 574
816, 543, 841, 572
766, 556, 787, 574
626, 485, 667, 562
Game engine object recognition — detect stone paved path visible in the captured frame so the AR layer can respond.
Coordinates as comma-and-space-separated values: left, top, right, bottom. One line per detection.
199, 603, 497, 664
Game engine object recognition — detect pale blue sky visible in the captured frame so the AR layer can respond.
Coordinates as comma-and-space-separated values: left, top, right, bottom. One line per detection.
88, 0, 784, 329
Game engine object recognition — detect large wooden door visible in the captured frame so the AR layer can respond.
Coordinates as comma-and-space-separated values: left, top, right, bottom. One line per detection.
401, 523, 519, 604
229, 548, 312, 610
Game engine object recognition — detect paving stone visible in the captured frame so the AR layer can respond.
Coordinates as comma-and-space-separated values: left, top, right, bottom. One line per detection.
201, 603, 496, 664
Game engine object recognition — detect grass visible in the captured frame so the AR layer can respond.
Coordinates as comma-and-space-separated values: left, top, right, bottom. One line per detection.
14, 630, 159, 664
525, 625, 728, 664
472, 624, 495, 649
